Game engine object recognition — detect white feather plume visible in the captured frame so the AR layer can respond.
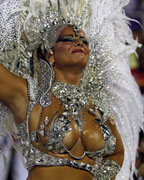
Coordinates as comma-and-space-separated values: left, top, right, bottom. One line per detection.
0, 1, 143, 180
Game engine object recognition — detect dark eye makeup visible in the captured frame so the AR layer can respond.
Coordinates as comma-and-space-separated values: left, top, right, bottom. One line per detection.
56, 36, 89, 45
80, 38, 89, 45
56, 36, 75, 43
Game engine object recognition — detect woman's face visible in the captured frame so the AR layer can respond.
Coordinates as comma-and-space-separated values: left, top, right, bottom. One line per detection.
52, 26, 90, 70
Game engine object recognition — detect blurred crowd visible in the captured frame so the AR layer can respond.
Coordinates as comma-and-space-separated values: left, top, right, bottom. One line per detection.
0, 0, 144, 180
135, 131, 144, 180
125, 0, 144, 179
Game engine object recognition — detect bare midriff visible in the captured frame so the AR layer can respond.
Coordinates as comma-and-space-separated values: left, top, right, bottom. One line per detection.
26, 131, 96, 180
27, 165, 94, 180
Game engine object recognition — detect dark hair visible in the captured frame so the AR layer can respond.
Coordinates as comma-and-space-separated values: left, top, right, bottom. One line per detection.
37, 46, 47, 61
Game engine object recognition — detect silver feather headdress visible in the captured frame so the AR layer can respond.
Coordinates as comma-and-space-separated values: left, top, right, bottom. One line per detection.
0, 0, 143, 180
23, 0, 91, 53
0, 0, 91, 75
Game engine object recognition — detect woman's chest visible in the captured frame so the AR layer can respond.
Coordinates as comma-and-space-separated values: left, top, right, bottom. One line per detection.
28, 96, 106, 154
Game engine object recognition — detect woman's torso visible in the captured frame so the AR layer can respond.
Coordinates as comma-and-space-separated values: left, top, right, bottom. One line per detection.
8, 78, 115, 180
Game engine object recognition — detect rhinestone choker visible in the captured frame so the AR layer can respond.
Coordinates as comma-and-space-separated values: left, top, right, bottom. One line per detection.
51, 80, 89, 132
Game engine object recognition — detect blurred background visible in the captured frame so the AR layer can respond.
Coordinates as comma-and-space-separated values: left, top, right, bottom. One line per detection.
125, 1, 144, 179
0, 0, 144, 180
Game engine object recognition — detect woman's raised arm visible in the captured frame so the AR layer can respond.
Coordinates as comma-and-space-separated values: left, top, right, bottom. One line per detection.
0, 64, 28, 121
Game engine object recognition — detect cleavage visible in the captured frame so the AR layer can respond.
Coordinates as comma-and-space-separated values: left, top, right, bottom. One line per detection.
39, 112, 79, 153
29, 96, 79, 154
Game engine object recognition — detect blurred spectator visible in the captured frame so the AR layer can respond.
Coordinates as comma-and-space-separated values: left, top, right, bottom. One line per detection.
6, 148, 28, 180
0, 136, 28, 180
129, 27, 144, 94
137, 44, 144, 93
131, 46, 144, 94
0, 137, 10, 180
125, 1, 144, 180
125, 0, 144, 95
135, 132, 144, 180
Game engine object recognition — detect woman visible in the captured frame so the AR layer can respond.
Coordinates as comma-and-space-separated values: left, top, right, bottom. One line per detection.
0, 0, 143, 180
0, 25, 124, 180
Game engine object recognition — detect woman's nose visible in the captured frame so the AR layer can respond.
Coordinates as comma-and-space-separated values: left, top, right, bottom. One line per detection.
75, 39, 83, 47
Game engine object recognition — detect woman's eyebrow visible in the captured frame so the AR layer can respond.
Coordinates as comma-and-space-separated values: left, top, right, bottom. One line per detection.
60, 35, 86, 38
66, 35, 87, 40
60, 35, 74, 38
80, 36, 87, 39
58, 35, 87, 39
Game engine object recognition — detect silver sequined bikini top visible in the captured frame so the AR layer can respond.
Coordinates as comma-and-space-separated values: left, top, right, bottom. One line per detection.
15, 78, 117, 177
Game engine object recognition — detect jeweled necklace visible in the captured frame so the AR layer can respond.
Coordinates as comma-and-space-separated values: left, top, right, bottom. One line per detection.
51, 80, 89, 132
37, 80, 89, 159
36, 80, 116, 160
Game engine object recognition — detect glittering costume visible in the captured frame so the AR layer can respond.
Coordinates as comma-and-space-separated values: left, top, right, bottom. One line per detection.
16, 76, 119, 178
0, 0, 143, 180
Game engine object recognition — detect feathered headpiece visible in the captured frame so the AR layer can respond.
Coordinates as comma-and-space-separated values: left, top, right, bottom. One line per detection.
0, 0, 143, 179
0, 0, 91, 75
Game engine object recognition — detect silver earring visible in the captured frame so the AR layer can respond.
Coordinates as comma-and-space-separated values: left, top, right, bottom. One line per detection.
37, 59, 55, 107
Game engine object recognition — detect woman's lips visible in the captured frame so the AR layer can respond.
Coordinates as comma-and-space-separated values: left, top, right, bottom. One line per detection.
72, 48, 86, 54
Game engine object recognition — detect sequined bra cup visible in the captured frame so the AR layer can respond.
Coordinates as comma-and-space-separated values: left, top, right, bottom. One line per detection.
16, 78, 120, 179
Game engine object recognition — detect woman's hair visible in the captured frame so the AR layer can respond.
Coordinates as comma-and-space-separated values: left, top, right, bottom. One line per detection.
37, 47, 47, 61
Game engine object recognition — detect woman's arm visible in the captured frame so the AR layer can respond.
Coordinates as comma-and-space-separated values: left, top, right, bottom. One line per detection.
0, 64, 27, 103
104, 118, 124, 166
101, 118, 124, 179
0, 64, 28, 122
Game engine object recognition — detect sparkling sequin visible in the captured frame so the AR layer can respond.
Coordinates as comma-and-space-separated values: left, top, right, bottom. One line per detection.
0, 1, 135, 179
18, 78, 119, 179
